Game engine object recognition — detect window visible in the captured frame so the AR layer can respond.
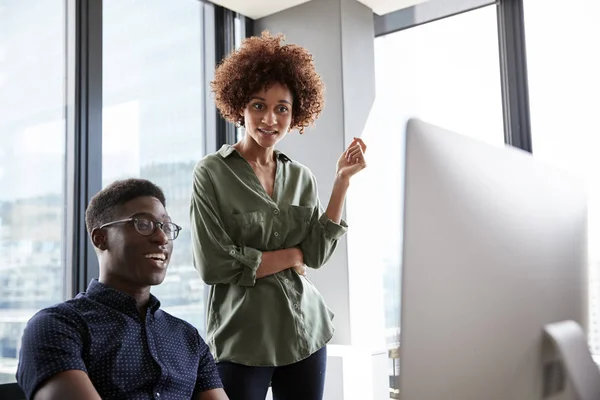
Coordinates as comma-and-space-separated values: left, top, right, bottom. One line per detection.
523, 0, 600, 358
103, 0, 207, 332
356, 3, 504, 347
0, 0, 67, 384
348, 7, 504, 395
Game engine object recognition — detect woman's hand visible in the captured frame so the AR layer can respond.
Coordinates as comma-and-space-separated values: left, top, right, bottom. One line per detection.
292, 263, 307, 276
291, 248, 307, 276
336, 137, 367, 181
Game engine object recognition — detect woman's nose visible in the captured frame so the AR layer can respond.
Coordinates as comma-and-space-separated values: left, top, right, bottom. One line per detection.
262, 110, 277, 125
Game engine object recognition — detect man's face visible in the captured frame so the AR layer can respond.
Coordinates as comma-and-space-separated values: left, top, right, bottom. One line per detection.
95, 196, 174, 288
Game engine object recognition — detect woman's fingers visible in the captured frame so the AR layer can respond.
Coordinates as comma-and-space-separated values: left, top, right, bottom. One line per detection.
343, 139, 367, 164
353, 137, 367, 153
293, 264, 307, 276
346, 145, 363, 162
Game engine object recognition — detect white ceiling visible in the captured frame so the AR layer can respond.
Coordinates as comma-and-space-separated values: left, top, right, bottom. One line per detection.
209, 0, 428, 20
359, 0, 428, 15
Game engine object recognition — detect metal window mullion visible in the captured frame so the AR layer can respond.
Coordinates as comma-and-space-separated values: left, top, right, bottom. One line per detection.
203, 2, 218, 154
214, 6, 237, 147
497, 0, 532, 152
65, 0, 102, 299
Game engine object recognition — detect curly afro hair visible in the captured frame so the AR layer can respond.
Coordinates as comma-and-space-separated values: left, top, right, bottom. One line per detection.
211, 31, 325, 134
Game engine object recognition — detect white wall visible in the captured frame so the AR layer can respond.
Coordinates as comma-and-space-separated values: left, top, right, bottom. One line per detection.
254, 0, 376, 346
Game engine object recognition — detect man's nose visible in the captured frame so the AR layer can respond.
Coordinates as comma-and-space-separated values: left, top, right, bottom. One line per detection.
150, 225, 169, 245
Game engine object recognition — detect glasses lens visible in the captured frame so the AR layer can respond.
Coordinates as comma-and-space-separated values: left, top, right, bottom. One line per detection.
134, 218, 155, 235
163, 222, 179, 240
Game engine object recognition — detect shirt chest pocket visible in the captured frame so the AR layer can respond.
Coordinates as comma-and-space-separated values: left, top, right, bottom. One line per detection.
285, 205, 314, 246
225, 210, 267, 249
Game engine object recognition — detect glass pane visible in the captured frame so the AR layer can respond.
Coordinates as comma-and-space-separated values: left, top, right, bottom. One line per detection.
523, 0, 600, 359
102, 0, 206, 332
0, 0, 67, 384
349, 5, 504, 396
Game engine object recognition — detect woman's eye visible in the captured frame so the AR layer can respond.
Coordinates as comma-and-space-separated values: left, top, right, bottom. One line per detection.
278, 106, 288, 113
252, 103, 264, 110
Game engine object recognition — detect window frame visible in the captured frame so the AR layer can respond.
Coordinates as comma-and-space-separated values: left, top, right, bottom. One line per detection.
374, 0, 532, 153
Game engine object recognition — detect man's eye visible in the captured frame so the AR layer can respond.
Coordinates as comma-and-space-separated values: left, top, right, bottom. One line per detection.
137, 219, 153, 230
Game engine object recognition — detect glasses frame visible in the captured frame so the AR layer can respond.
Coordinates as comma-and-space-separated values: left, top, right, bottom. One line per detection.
99, 217, 182, 241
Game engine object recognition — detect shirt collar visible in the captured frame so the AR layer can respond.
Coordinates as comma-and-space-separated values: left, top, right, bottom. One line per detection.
84, 279, 161, 315
217, 144, 292, 163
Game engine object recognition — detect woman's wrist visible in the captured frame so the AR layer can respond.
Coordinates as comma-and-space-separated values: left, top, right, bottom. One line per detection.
334, 172, 351, 188
287, 247, 304, 267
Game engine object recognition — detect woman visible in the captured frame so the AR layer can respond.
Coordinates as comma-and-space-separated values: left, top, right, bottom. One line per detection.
190, 31, 367, 400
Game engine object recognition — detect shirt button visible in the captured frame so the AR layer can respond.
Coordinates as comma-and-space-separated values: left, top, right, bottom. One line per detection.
294, 303, 299, 309
229, 250, 235, 255
284, 278, 289, 283
274, 232, 279, 237
273, 209, 279, 215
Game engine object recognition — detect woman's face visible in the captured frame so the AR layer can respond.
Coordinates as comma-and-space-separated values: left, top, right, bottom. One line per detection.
241, 83, 293, 149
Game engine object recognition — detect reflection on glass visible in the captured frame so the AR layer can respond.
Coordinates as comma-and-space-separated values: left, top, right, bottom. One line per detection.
102, 0, 206, 332
523, 0, 600, 357
0, 0, 66, 384
352, 6, 504, 396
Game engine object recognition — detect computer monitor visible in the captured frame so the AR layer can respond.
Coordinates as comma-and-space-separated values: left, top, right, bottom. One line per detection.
399, 119, 589, 399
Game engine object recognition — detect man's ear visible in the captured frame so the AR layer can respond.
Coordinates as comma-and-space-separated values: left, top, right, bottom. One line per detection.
91, 228, 107, 250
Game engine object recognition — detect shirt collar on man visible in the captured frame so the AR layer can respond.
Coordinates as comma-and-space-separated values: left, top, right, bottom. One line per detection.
217, 144, 292, 163
83, 279, 161, 316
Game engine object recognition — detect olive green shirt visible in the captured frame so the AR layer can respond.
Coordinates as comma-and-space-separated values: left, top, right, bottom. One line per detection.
190, 145, 347, 366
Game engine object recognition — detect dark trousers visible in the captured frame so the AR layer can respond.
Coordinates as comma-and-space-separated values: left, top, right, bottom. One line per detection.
217, 346, 327, 400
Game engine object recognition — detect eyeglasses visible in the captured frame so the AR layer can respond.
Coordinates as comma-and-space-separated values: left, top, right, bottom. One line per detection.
99, 217, 182, 241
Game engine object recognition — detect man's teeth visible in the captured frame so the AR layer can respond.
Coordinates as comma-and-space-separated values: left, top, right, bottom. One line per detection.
145, 253, 166, 261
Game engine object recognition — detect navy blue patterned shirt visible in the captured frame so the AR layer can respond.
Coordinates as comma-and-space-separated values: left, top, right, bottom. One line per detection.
16, 279, 222, 399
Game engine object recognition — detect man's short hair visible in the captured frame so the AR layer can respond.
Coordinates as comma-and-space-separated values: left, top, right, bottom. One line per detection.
85, 178, 166, 235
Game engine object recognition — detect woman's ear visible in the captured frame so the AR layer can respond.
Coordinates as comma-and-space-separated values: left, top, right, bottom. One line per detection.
91, 228, 107, 250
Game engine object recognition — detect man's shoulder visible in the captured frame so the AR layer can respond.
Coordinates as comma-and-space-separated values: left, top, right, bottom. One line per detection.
155, 309, 197, 333
27, 299, 87, 330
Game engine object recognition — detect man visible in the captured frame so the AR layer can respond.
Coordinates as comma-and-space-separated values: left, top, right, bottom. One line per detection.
17, 178, 228, 400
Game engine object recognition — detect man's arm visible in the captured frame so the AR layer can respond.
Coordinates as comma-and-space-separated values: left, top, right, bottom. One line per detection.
33, 370, 101, 400
16, 307, 92, 400
194, 388, 229, 400
193, 329, 228, 399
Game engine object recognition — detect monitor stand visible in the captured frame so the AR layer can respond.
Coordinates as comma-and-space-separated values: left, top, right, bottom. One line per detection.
544, 320, 600, 400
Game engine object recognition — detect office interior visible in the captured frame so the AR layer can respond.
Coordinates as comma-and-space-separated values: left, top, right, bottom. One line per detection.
1, 0, 599, 399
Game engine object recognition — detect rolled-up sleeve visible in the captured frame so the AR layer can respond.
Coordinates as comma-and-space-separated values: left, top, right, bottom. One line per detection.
17, 307, 87, 400
300, 177, 348, 269
190, 164, 263, 287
